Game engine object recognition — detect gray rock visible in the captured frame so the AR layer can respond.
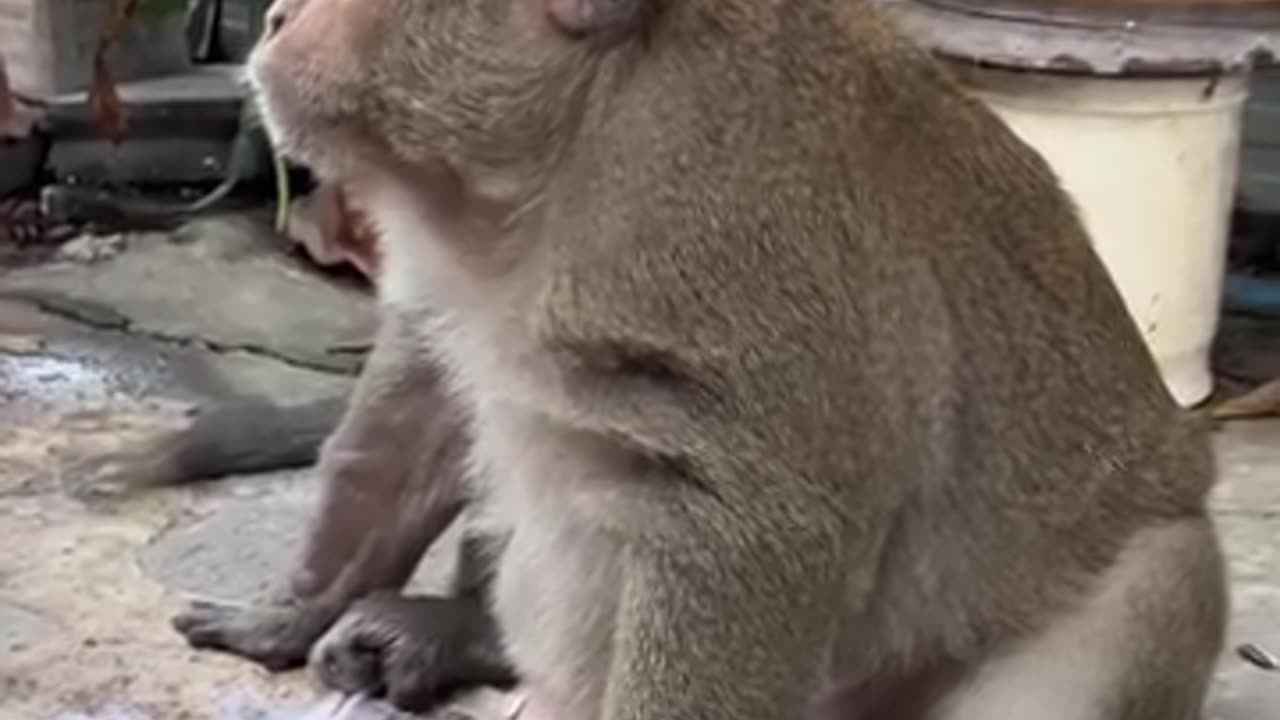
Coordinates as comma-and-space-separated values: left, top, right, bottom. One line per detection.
138, 487, 312, 604
0, 214, 376, 373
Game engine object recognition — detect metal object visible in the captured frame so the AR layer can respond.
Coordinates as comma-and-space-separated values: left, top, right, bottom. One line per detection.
1238, 642, 1280, 671
888, 0, 1280, 75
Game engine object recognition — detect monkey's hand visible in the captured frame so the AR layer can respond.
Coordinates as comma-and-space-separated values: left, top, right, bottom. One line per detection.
310, 592, 518, 713
173, 596, 341, 672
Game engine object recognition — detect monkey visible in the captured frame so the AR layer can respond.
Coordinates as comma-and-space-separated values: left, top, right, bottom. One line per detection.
62, 319, 517, 706
126, 239, 511, 707
167, 315, 485, 673
72, 341, 522, 708
146, 363, 521, 705
49, 164, 467, 688
164, 332, 524, 712
235, 0, 1236, 718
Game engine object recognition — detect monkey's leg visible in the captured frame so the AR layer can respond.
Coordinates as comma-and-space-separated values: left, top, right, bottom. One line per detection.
309, 531, 518, 713
173, 311, 471, 670
929, 517, 1226, 720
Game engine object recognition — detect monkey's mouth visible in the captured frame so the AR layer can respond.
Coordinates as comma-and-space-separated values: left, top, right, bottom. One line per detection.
245, 51, 300, 154
245, 56, 354, 182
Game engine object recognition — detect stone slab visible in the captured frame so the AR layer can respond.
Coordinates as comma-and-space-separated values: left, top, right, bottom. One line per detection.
139, 473, 463, 605
138, 475, 314, 604
0, 216, 376, 374
0, 297, 352, 428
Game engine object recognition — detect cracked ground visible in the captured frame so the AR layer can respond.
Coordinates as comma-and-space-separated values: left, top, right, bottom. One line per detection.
1, 215, 1278, 719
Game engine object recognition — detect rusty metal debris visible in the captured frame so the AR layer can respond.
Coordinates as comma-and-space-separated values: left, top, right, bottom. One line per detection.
1238, 643, 1280, 671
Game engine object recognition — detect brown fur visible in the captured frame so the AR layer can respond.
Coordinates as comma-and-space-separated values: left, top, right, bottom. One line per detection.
246, 0, 1227, 718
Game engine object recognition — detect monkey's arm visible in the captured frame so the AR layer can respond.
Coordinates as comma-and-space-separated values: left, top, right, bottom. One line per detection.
604, 494, 847, 720
312, 591, 517, 710
174, 309, 471, 670
308, 531, 518, 713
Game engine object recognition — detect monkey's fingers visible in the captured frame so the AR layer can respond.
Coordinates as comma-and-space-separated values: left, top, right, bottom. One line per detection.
315, 594, 515, 714
173, 600, 313, 672
381, 638, 518, 714
380, 638, 455, 712
311, 610, 395, 697
310, 593, 472, 710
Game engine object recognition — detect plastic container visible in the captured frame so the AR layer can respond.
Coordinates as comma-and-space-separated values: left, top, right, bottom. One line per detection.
952, 64, 1248, 406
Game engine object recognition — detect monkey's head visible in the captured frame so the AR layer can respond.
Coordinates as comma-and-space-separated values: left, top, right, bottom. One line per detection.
249, 0, 654, 197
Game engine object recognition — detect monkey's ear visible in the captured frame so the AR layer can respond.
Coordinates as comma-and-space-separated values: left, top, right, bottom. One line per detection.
544, 0, 648, 36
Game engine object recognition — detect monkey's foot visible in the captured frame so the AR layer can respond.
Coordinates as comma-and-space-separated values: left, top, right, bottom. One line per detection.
173, 599, 335, 672
311, 592, 518, 714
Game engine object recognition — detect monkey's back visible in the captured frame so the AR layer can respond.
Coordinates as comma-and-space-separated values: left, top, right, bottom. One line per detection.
533, 0, 1214, 666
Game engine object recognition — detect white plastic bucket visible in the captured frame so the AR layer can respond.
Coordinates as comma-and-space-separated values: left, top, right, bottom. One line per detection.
951, 65, 1247, 407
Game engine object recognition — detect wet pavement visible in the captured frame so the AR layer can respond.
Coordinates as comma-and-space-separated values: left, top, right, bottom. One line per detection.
0, 215, 1278, 719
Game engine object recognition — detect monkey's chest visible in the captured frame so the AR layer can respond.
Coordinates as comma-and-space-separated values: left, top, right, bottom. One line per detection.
467, 406, 624, 717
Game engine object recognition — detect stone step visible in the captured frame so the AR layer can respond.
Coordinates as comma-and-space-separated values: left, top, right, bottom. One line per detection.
43, 64, 256, 186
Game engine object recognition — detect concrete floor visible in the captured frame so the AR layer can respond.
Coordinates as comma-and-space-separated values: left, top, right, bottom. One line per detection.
1, 218, 1278, 719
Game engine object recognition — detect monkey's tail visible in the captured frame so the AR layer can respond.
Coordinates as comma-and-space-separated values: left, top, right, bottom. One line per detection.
169, 395, 347, 482
66, 394, 348, 497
